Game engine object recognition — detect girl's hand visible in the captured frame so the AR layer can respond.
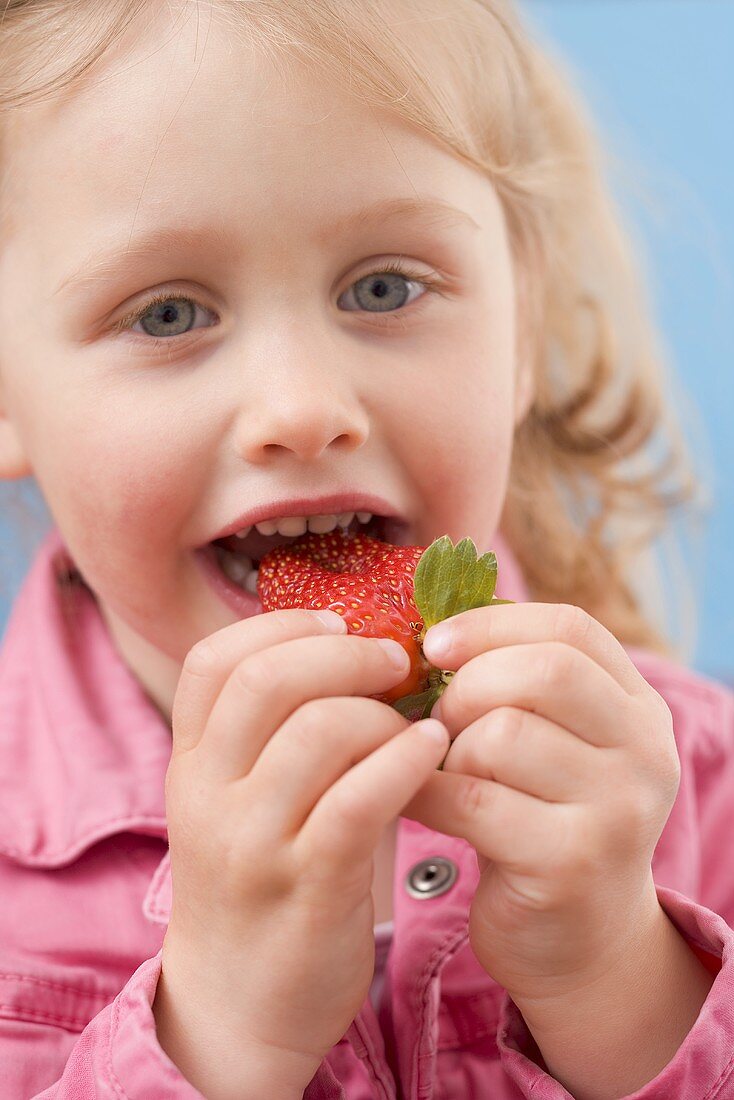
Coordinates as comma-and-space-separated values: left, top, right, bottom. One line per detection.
154, 609, 448, 1099
404, 602, 680, 1007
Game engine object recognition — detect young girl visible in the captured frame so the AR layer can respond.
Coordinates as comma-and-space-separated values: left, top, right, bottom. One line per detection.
0, 0, 731, 1097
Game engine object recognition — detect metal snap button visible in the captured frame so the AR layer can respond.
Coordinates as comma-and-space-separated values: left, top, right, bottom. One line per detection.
405, 857, 458, 899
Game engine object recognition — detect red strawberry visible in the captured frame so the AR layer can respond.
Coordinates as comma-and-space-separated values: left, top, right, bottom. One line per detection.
257, 527, 510, 723
257, 529, 430, 705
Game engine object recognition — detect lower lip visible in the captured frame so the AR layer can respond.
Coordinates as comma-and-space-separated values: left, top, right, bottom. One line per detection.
194, 543, 263, 618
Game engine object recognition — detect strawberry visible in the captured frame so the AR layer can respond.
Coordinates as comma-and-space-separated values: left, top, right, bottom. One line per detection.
258, 530, 429, 706
257, 527, 512, 726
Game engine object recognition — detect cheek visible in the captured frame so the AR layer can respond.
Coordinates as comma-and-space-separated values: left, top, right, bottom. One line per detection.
25, 380, 202, 563
406, 326, 517, 458
395, 318, 517, 528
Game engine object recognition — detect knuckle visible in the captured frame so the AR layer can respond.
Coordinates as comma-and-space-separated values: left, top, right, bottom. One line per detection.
653, 690, 675, 732
551, 602, 594, 648
639, 695, 680, 800
537, 642, 576, 697
182, 637, 221, 679
552, 643, 578, 687
290, 698, 335, 743
658, 743, 682, 805
328, 781, 373, 833
489, 706, 527, 751
232, 653, 281, 697
458, 774, 490, 823
605, 785, 659, 850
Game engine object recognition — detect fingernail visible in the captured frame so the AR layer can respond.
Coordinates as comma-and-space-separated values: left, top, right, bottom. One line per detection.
377, 638, 410, 670
313, 610, 347, 632
423, 621, 454, 663
430, 696, 444, 722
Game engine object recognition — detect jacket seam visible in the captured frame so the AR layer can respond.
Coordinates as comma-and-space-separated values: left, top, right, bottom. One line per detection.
0, 1001, 96, 1031
414, 925, 469, 1093
0, 969, 116, 1000
0, 971, 117, 1031
706, 1048, 734, 1100
0, 813, 167, 865
106, 988, 131, 1100
349, 1015, 395, 1100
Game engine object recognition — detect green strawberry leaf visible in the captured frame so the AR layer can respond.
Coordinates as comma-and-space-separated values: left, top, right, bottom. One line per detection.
392, 683, 444, 722
413, 535, 501, 629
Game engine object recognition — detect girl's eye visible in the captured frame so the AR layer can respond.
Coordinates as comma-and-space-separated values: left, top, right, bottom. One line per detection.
337, 262, 443, 317
114, 294, 216, 340
112, 261, 443, 344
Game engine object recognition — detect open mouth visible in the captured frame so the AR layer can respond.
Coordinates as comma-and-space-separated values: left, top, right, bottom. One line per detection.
209, 513, 407, 594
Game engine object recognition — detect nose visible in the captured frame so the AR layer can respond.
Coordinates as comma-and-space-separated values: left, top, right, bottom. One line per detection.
232, 329, 370, 464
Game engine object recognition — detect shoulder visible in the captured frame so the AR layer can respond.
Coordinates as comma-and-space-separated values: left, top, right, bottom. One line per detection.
625, 645, 734, 763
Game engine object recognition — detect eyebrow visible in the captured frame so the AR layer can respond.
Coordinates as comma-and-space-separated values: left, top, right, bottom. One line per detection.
52, 196, 479, 299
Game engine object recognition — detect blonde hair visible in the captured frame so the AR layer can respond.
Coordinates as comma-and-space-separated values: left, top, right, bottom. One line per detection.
0, 0, 710, 659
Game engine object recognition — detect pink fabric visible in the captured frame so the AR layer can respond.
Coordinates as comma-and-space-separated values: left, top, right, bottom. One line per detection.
370, 923, 394, 1013
2, 526, 734, 1098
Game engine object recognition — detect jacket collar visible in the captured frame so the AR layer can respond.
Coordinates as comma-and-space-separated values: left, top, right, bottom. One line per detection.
0, 524, 529, 871
0, 526, 171, 867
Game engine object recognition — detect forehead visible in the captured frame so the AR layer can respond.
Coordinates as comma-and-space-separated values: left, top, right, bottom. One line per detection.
1, 2, 503, 288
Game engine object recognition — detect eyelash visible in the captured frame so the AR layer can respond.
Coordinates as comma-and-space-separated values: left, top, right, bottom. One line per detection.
110, 260, 445, 347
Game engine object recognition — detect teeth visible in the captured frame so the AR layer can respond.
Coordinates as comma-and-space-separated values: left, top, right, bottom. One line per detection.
275, 516, 309, 537
218, 547, 255, 586
255, 519, 280, 536
304, 514, 340, 534
245, 511, 374, 538
216, 509, 389, 595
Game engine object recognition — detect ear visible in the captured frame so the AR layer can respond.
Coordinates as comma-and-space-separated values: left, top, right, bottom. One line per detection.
0, 390, 33, 479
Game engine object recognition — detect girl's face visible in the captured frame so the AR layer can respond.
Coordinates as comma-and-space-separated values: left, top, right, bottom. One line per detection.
0, 4, 534, 720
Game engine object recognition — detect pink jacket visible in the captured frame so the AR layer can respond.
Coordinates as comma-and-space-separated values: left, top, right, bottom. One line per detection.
1, 526, 733, 1099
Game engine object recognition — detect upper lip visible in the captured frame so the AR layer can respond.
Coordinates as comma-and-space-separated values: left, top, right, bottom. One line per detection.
206, 492, 407, 543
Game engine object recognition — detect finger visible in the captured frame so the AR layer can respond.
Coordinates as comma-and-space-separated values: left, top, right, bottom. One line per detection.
198, 634, 412, 782
172, 609, 347, 753
437, 642, 635, 748
423, 602, 649, 697
250, 696, 412, 835
402, 769, 577, 874
297, 719, 450, 869
441, 706, 601, 803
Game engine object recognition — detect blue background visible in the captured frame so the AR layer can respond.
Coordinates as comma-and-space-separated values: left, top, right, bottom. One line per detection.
1, 1, 732, 681
520, 1, 733, 681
